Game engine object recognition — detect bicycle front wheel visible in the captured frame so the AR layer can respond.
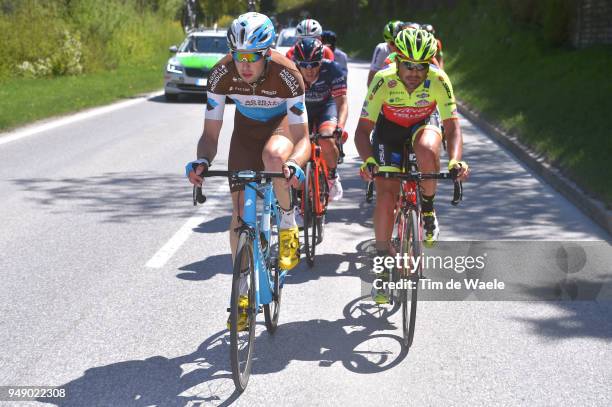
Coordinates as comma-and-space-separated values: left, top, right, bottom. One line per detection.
366, 181, 374, 203
400, 209, 421, 349
230, 231, 256, 392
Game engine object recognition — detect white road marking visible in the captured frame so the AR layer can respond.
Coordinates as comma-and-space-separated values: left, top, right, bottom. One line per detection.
146, 212, 206, 269
0, 91, 163, 146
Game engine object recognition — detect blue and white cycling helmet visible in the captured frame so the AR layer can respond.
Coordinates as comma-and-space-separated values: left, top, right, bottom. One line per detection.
227, 12, 276, 51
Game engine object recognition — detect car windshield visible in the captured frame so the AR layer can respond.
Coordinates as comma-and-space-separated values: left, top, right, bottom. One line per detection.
180, 36, 228, 53
277, 33, 297, 47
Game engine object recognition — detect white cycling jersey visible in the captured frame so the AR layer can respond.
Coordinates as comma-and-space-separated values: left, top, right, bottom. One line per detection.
369, 42, 391, 72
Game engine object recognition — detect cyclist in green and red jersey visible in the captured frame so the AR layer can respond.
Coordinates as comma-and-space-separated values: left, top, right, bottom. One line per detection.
354, 28, 469, 303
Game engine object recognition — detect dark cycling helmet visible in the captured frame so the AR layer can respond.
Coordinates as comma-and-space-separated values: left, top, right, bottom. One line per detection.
403, 21, 421, 31
293, 37, 324, 62
394, 28, 437, 62
421, 23, 436, 35
321, 30, 337, 47
383, 20, 402, 42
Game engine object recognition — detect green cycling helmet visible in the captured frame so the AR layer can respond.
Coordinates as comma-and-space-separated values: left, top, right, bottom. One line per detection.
394, 28, 437, 62
383, 20, 402, 42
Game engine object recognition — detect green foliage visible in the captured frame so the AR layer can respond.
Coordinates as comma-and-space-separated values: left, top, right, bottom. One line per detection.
0, 62, 170, 130
281, 0, 611, 203
0, 0, 184, 80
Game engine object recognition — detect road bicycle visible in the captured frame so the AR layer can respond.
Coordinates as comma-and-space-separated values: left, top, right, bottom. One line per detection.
301, 131, 335, 267
193, 169, 288, 392
371, 151, 462, 348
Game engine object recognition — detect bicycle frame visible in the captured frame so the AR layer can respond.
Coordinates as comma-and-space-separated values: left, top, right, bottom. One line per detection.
303, 134, 331, 216
395, 152, 422, 252
241, 180, 285, 310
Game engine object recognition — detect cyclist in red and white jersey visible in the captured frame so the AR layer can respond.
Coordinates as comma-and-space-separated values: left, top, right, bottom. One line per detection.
285, 18, 335, 61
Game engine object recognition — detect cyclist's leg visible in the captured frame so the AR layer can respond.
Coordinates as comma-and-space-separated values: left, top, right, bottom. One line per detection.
316, 100, 342, 200
411, 112, 443, 244
227, 122, 269, 330
371, 118, 405, 252
262, 117, 300, 270
227, 117, 269, 258
412, 111, 443, 197
316, 100, 339, 170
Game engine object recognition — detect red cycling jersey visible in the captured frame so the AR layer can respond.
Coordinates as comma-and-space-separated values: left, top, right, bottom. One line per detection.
286, 44, 335, 61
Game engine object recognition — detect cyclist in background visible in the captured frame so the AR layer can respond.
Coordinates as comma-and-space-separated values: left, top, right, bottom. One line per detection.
186, 12, 310, 329
286, 18, 335, 61
367, 20, 403, 86
421, 23, 444, 69
321, 30, 348, 77
354, 28, 469, 303
293, 37, 348, 201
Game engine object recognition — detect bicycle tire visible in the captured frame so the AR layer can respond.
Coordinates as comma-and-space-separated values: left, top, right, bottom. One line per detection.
400, 209, 421, 349
230, 231, 256, 392
366, 181, 374, 203
315, 163, 328, 245
303, 161, 316, 266
264, 211, 282, 333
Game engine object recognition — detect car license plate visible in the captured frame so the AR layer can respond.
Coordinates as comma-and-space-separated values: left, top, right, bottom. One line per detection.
196, 78, 207, 87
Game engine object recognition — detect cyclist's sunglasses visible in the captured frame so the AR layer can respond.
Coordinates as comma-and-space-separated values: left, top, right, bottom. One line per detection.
231, 50, 265, 63
297, 61, 322, 69
398, 59, 429, 71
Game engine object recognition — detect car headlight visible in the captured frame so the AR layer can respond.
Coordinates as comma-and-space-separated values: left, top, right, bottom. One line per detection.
166, 63, 183, 74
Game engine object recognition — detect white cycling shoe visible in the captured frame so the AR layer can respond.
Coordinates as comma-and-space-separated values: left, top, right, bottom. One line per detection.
328, 174, 343, 201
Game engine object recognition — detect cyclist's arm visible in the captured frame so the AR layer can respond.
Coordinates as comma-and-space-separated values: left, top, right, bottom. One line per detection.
334, 94, 348, 129
287, 123, 310, 167
196, 119, 222, 161
196, 90, 226, 161
285, 93, 310, 167
367, 70, 376, 86
443, 118, 462, 165
355, 119, 375, 160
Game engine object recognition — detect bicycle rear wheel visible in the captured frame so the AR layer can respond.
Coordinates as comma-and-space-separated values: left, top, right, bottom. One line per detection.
264, 212, 281, 333
400, 209, 421, 349
230, 231, 256, 392
303, 161, 316, 266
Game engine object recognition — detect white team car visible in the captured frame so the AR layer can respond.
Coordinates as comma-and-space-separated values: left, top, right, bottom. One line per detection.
274, 27, 297, 56
164, 29, 228, 101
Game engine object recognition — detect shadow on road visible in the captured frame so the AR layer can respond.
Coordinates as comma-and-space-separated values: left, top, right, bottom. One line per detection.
43, 295, 408, 406
11, 172, 229, 223
177, 253, 233, 281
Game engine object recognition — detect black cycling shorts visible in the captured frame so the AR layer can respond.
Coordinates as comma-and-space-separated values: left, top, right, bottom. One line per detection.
371, 111, 441, 171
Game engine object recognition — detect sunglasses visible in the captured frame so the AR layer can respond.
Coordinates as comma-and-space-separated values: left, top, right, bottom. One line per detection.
297, 61, 322, 69
398, 59, 429, 71
231, 51, 265, 63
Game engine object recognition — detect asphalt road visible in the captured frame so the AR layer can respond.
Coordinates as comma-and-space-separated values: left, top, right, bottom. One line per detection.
0, 61, 610, 407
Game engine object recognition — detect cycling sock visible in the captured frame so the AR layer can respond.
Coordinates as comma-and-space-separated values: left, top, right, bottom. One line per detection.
421, 194, 435, 213
279, 206, 296, 229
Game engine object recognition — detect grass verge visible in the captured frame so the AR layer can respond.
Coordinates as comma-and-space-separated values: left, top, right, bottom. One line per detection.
0, 63, 165, 132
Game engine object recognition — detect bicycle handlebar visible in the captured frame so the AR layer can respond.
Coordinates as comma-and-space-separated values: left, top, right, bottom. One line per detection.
373, 169, 463, 206
192, 168, 286, 205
